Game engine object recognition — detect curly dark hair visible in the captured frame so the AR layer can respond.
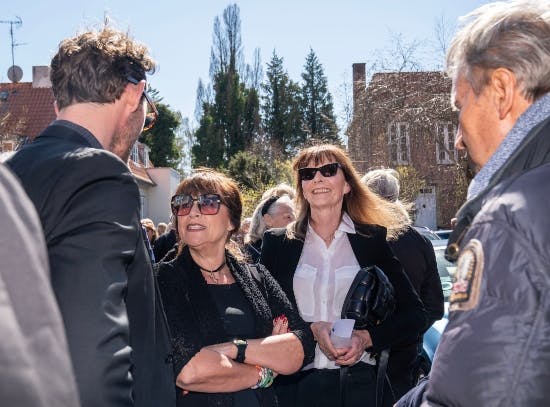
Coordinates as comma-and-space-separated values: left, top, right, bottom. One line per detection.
50, 27, 155, 109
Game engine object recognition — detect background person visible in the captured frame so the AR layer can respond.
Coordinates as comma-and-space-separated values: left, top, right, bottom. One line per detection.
260, 144, 427, 407
154, 219, 178, 262
156, 169, 315, 407
0, 163, 80, 407
157, 221, 168, 236
244, 193, 295, 262
397, 2, 550, 406
141, 218, 158, 246
362, 168, 443, 399
6, 26, 174, 406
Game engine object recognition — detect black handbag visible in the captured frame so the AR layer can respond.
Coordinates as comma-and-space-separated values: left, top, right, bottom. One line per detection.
341, 265, 396, 328
339, 265, 396, 407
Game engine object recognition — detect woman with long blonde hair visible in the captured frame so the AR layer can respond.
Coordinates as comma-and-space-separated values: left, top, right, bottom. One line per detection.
260, 144, 426, 407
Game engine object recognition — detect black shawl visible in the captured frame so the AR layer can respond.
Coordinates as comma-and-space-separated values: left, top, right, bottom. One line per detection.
156, 246, 314, 407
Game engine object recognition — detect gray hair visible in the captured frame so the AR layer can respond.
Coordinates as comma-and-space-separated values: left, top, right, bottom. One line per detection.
447, 0, 550, 101
245, 194, 293, 244
361, 168, 413, 235
361, 169, 400, 202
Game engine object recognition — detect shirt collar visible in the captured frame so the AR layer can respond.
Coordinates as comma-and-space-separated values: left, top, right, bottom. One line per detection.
307, 211, 356, 237
52, 119, 104, 150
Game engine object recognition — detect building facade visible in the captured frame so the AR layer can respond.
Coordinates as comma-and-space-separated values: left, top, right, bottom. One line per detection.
347, 63, 468, 229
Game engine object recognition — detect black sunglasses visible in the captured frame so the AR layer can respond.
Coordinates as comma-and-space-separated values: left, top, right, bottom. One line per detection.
171, 193, 222, 216
126, 75, 159, 131
298, 162, 343, 181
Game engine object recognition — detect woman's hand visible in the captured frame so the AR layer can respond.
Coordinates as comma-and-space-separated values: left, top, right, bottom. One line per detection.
334, 329, 372, 366
272, 314, 290, 335
311, 321, 339, 360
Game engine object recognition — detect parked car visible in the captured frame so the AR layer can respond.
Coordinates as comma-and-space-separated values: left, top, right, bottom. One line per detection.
414, 242, 455, 382
434, 229, 452, 240
413, 226, 444, 241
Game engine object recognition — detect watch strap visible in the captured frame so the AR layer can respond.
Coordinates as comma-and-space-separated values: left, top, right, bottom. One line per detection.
233, 338, 247, 363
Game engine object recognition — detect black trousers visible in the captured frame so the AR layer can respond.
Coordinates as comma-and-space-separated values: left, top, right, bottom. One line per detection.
276, 362, 385, 407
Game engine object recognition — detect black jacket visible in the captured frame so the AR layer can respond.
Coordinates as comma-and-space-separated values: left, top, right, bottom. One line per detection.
426, 113, 550, 406
154, 229, 177, 262
260, 223, 427, 354
387, 226, 443, 398
7, 121, 175, 407
156, 246, 315, 407
389, 227, 443, 333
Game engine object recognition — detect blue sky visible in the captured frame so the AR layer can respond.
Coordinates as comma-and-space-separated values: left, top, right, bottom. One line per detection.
1, 0, 488, 128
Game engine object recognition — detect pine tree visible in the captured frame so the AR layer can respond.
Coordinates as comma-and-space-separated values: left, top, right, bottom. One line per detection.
262, 51, 304, 158
301, 49, 340, 144
192, 3, 261, 167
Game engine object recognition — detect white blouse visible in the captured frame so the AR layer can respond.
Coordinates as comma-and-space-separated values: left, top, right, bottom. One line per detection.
294, 212, 375, 370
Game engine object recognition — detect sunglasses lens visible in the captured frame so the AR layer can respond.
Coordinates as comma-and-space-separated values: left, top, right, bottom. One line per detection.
142, 92, 158, 132
199, 195, 221, 215
299, 163, 340, 181
299, 168, 316, 181
143, 114, 156, 131
320, 163, 339, 177
171, 195, 192, 216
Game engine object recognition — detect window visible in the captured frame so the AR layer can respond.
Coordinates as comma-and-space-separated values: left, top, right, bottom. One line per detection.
435, 122, 457, 164
0, 141, 13, 153
388, 122, 410, 165
130, 142, 139, 163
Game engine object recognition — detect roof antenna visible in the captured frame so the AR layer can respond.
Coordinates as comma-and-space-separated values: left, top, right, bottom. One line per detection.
1, 16, 26, 83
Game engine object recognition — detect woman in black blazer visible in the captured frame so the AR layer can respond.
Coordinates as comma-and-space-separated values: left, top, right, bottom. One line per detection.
156, 169, 315, 407
260, 144, 427, 407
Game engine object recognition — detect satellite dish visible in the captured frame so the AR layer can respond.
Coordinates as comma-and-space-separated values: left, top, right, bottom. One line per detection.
7, 65, 23, 83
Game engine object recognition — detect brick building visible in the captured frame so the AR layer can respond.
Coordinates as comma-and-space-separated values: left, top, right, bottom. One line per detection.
347, 63, 468, 229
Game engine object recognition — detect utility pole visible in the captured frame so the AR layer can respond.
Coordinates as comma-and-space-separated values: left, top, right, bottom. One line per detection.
0, 16, 23, 71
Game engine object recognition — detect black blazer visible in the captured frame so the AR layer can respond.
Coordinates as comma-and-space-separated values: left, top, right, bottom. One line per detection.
7, 121, 175, 406
156, 247, 315, 407
260, 223, 427, 353
389, 226, 444, 332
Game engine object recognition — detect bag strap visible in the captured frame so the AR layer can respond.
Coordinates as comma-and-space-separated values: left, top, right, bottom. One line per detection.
376, 349, 390, 407
338, 349, 390, 407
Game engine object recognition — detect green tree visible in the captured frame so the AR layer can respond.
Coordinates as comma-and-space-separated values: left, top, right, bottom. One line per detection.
139, 87, 182, 169
301, 49, 340, 144
262, 51, 304, 158
226, 150, 293, 216
192, 104, 224, 167
193, 3, 261, 167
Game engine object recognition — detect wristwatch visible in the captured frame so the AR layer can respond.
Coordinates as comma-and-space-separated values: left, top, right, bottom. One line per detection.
232, 338, 248, 363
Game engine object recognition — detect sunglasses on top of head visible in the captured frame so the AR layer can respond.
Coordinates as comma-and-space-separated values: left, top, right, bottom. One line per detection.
171, 193, 222, 216
298, 162, 343, 181
126, 75, 159, 132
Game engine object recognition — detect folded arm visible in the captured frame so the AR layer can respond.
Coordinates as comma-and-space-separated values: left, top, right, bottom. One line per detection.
177, 348, 258, 392
206, 332, 304, 375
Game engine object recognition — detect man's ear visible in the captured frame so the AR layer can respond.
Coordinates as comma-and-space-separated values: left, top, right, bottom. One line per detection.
124, 80, 145, 112
490, 68, 516, 120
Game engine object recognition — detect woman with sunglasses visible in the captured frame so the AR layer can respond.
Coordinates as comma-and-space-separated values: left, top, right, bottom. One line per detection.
259, 144, 427, 407
156, 169, 315, 407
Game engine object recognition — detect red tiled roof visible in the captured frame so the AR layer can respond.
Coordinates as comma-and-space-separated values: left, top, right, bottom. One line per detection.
1, 80, 155, 184
128, 160, 155, 185
0, 82, 56, 139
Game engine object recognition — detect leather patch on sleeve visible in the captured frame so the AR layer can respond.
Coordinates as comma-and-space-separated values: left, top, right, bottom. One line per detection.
450, 239, 484, 312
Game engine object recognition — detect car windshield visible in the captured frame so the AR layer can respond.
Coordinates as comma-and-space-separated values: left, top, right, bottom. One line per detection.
413, 226, 443, 241
433, 245, 455, 301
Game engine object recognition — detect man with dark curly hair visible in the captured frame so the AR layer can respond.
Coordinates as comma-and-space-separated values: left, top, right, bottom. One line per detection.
7, 27, 174, 406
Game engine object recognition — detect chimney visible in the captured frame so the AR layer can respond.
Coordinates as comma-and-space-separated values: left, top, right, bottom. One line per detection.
32, 66, 52, 88
352, 63, 366, 115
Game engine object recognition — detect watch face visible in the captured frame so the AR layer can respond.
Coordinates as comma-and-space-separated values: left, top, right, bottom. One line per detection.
234, 339, 247, 346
